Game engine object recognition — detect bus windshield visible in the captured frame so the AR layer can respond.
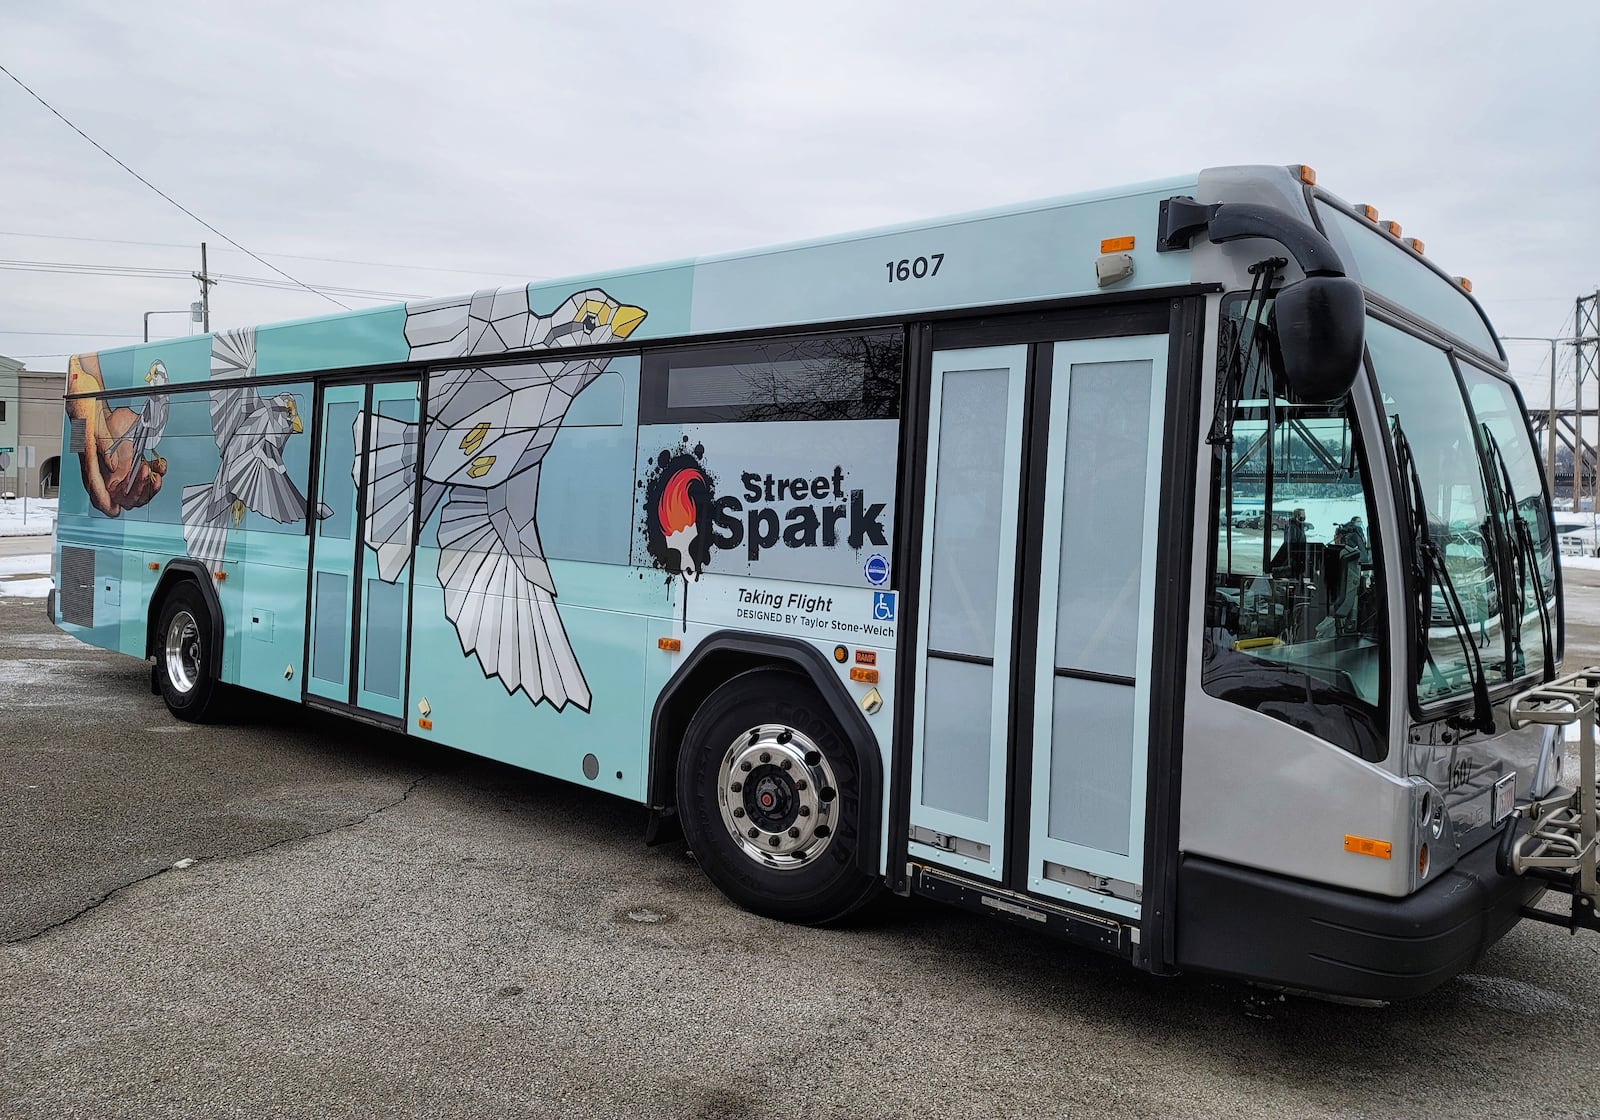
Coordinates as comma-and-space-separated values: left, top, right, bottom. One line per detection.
1203, 295, 1388, 762
1366, 317, 1551, 706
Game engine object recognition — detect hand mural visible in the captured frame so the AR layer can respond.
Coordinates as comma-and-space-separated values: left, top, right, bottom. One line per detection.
66, 353, 168, 517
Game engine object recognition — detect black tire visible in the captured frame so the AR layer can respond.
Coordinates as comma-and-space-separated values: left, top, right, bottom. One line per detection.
154, 582, 220, 722
677, 668, 880, 924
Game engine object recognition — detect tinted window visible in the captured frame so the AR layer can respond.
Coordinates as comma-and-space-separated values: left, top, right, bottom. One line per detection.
641, 332, 904, 423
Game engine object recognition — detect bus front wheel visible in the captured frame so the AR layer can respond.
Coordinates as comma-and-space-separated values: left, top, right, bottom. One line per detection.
155, 582, 219, 722
676, 669, 879, 924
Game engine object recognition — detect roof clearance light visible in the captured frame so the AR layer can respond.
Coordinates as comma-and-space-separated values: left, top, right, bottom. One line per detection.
1297, 165, 1317, 185
1357, 204, 1379, 222
1383, 220, 1402, 238
1456, 276, 1474, 293
1408, 237, 1425, 254
1100, 235, 1135, 253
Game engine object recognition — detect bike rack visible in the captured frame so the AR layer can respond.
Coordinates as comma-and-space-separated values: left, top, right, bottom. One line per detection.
1503, 668, 1600, 933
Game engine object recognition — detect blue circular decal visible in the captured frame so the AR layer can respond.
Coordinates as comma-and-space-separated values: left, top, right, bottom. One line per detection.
863, 554, 890, 587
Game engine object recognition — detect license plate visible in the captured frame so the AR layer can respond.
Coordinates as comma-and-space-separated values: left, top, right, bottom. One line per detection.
1493, 772, 1517, 824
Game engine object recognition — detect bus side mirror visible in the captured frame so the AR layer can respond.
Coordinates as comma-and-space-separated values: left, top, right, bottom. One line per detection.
1272, 275, 1366, 403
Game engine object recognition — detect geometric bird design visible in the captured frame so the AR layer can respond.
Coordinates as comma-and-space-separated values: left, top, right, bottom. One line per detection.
360, 287, 645, 710
105, 359, 171, 496
181, 327, 322, 564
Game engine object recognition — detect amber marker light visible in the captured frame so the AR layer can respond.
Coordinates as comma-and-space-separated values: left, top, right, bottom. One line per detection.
1456, 276, 1474, 292
213, 570, 226, 581
657, 637, 681, 652
849, 667, 879, 684
1383, 220, 1402, 238
1296, 165, 1317, 185
418, 718, 433, 730
148, 562, 159, 571
1408, 238, 1426, 254
1343, 834, 1393, 859
833, 645, 849, 663
1100, 236, 1135, 253
1357, 204, 1379, 222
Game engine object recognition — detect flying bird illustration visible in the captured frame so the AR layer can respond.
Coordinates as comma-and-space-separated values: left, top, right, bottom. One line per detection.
106, 359, 171, 495
182, 327, 322, 564
360, 286, 646, 710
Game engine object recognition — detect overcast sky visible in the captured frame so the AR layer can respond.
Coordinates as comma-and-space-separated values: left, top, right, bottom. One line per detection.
3, 1, 1597, 405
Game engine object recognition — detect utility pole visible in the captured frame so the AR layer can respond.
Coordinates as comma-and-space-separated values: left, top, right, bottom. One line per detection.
192, 241, 216, 332
1577, 292, 1600, 512
1500, 336, 1571, 493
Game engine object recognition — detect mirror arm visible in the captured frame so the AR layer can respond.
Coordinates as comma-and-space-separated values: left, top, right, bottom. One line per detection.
1158, 197, 1350, 279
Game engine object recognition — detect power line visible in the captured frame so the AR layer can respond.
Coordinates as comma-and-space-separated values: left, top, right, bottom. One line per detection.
0, 228, 542, 280
0, 60, 349, 312
0, 257, 417, 300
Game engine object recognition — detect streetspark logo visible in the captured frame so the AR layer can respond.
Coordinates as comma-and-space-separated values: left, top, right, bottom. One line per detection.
643, 442, 714, 581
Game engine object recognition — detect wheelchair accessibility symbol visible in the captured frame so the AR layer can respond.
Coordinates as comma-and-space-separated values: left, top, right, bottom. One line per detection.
872, 592, 897, 621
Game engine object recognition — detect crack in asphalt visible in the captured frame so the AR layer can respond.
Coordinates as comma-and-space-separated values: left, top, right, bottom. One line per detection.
3, 773, 432, 947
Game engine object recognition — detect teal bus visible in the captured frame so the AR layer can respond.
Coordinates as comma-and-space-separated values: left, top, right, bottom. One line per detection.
50, 163, 1596, 1000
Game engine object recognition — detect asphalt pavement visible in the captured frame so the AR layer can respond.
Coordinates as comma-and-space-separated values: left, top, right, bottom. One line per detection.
2, 558, 1598, 1119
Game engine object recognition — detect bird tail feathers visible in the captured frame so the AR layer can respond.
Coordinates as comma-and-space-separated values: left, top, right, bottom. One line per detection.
436, 489, 589, 710
181, 483, 230, 565
354, 411, 420, 582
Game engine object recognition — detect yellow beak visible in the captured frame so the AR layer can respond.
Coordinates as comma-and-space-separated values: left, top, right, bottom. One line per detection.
610, 305, 647, 340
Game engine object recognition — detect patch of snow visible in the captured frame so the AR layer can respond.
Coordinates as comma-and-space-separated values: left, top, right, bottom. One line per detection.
0, 497, 57, 538
0, 552, 52, 598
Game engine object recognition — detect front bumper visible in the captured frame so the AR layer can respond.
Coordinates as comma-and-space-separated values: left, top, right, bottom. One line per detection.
1174, 834, 1545, 1001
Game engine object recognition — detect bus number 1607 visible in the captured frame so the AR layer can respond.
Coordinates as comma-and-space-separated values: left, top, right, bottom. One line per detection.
886, 254, 944, 283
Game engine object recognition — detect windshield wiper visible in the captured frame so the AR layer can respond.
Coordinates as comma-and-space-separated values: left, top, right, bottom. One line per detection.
1482, 424, 1555, 681
1393, 419, 1496, 732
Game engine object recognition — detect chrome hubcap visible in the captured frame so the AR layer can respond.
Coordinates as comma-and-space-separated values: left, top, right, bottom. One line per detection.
164, 610, 201, 694
716, 724, 838, 868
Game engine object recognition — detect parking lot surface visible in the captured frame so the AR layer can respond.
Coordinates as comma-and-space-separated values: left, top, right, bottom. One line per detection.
3, 573, 1599, 1119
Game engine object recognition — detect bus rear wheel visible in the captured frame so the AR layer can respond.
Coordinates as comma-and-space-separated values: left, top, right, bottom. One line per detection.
677, 669, 879, 925
156, 582, 219, 722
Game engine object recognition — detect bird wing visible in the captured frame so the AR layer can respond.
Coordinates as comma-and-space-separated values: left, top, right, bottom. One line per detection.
435, 465, 588, 709
230, 441, 311, 524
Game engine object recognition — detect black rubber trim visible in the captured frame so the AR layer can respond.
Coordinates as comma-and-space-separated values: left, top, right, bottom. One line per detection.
1140, 295, 1206, 974
886, 322, 934, 894
146, 559, 225, 679
648, 630, 883, 880
1174, 835, 1547, 1001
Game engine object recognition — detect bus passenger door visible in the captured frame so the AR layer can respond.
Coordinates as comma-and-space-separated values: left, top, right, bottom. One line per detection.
305, 380, 420, 722
1023, 335, 1165, 919
909, 334, 1166, 920
907, 346, 1029, 880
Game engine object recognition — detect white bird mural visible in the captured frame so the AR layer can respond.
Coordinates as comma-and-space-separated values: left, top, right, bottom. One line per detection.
358, 286, 646, 710
182, 327, 322, 564
106, 359, 171, 495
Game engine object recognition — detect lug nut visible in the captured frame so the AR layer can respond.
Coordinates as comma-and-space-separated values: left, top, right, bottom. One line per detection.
760, 752, 771, 763
796, 780, 808, 791
730, 781, 742, 792
781, 758, 792, 770
769, 835, 781, 847
747, 827, 759, 839
798, 806, 810, 817
740, 761, 752, 772
733, 807, 745, 818
788, 828, 800, 838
